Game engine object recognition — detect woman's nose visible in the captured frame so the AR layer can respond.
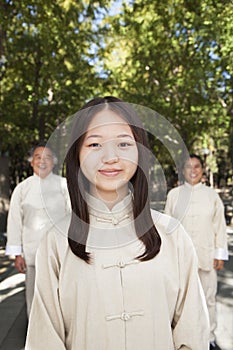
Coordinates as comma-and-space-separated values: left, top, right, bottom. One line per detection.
101, 143, 119, 163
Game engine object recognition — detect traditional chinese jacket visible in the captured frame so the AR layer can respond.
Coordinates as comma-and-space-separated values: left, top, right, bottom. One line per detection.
165, 182, 228, 271
25, 193, 209, 350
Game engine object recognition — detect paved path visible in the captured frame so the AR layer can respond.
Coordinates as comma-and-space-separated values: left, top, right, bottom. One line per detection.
0, 229, 233, 350
215, 226, 233, 350
0, 247, 27, 350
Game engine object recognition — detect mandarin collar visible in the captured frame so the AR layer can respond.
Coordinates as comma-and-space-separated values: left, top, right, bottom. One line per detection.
85, 192, 133, 226
85, 192, 138, 251
184, 181, 203, 190
33, 172, 54, 181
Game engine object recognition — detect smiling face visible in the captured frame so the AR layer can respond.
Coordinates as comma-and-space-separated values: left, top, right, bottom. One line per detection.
79, 109, 139, 206
183, 156, 203, 185
30, 146, 55, 179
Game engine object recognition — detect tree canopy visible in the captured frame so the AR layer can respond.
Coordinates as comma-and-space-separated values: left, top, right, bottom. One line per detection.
0, 0, 111, 184
0, 0, 233, 188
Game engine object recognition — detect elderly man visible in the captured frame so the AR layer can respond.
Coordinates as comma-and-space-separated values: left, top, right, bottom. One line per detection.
5, 142, 70, 316
165, 154, 228, 350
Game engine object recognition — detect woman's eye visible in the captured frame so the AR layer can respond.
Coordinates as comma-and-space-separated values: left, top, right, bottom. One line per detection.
89, 143, 101, 148
118, 142, 131, 148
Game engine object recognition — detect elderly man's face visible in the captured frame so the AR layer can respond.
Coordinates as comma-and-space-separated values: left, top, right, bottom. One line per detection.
30, 147, 55, 178
183, 157, 203, 185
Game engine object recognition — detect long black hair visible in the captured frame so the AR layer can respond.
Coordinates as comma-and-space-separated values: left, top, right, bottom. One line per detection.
65, 96, 161, 263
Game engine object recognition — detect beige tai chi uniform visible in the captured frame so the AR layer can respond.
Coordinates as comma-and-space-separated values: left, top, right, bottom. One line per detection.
165, 182, 228, 343
25, 194, 209, 350
5, 172, 70, 315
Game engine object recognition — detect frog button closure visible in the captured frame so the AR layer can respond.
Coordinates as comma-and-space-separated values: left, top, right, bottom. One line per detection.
117, 261, 126, 268
111, 217, 119, 225
121, 312, 131, 321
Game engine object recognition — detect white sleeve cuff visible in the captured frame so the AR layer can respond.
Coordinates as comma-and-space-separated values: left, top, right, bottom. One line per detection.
214, 248, 229, 260
5, 245, 22, 256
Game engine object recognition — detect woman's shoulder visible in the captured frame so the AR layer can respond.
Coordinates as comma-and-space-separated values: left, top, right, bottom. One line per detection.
150, 209, 181, 234
151, 209, 191, 245
40, 214, 71, 257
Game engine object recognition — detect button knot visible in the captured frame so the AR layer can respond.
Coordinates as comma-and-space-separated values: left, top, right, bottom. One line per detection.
117, 261, 126, 268
121, 312, 131, 321
111, 217, 119, 225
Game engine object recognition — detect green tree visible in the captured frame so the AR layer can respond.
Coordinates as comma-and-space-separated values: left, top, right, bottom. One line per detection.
101, 0, 233, 184
0, 0, 111, 186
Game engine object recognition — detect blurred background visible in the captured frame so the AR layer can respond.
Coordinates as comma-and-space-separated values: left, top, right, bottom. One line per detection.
1, 0, 233, 230
0, 2, 233, 349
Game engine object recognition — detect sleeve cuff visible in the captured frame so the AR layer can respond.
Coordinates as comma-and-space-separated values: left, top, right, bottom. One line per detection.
5, 245, 22, 256
214, 248, 229, 260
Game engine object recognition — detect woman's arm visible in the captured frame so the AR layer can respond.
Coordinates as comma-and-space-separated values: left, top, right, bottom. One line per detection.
172, 226, 209, 350
25, 231, 66, 350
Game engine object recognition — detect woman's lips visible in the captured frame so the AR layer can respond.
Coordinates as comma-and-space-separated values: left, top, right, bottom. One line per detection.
98, 169, 122, 177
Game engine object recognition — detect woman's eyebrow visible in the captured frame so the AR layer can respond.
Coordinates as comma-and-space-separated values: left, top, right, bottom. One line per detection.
85, 134, 102, 139
117, 133, 134, 139
85, 133, 134, 139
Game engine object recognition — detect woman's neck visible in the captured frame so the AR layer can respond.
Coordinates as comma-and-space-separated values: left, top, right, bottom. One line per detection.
89, 187, 129, 210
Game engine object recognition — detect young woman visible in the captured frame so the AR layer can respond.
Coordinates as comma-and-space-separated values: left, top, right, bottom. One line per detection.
165, 154, 228, 349
25, 97, 209, 350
